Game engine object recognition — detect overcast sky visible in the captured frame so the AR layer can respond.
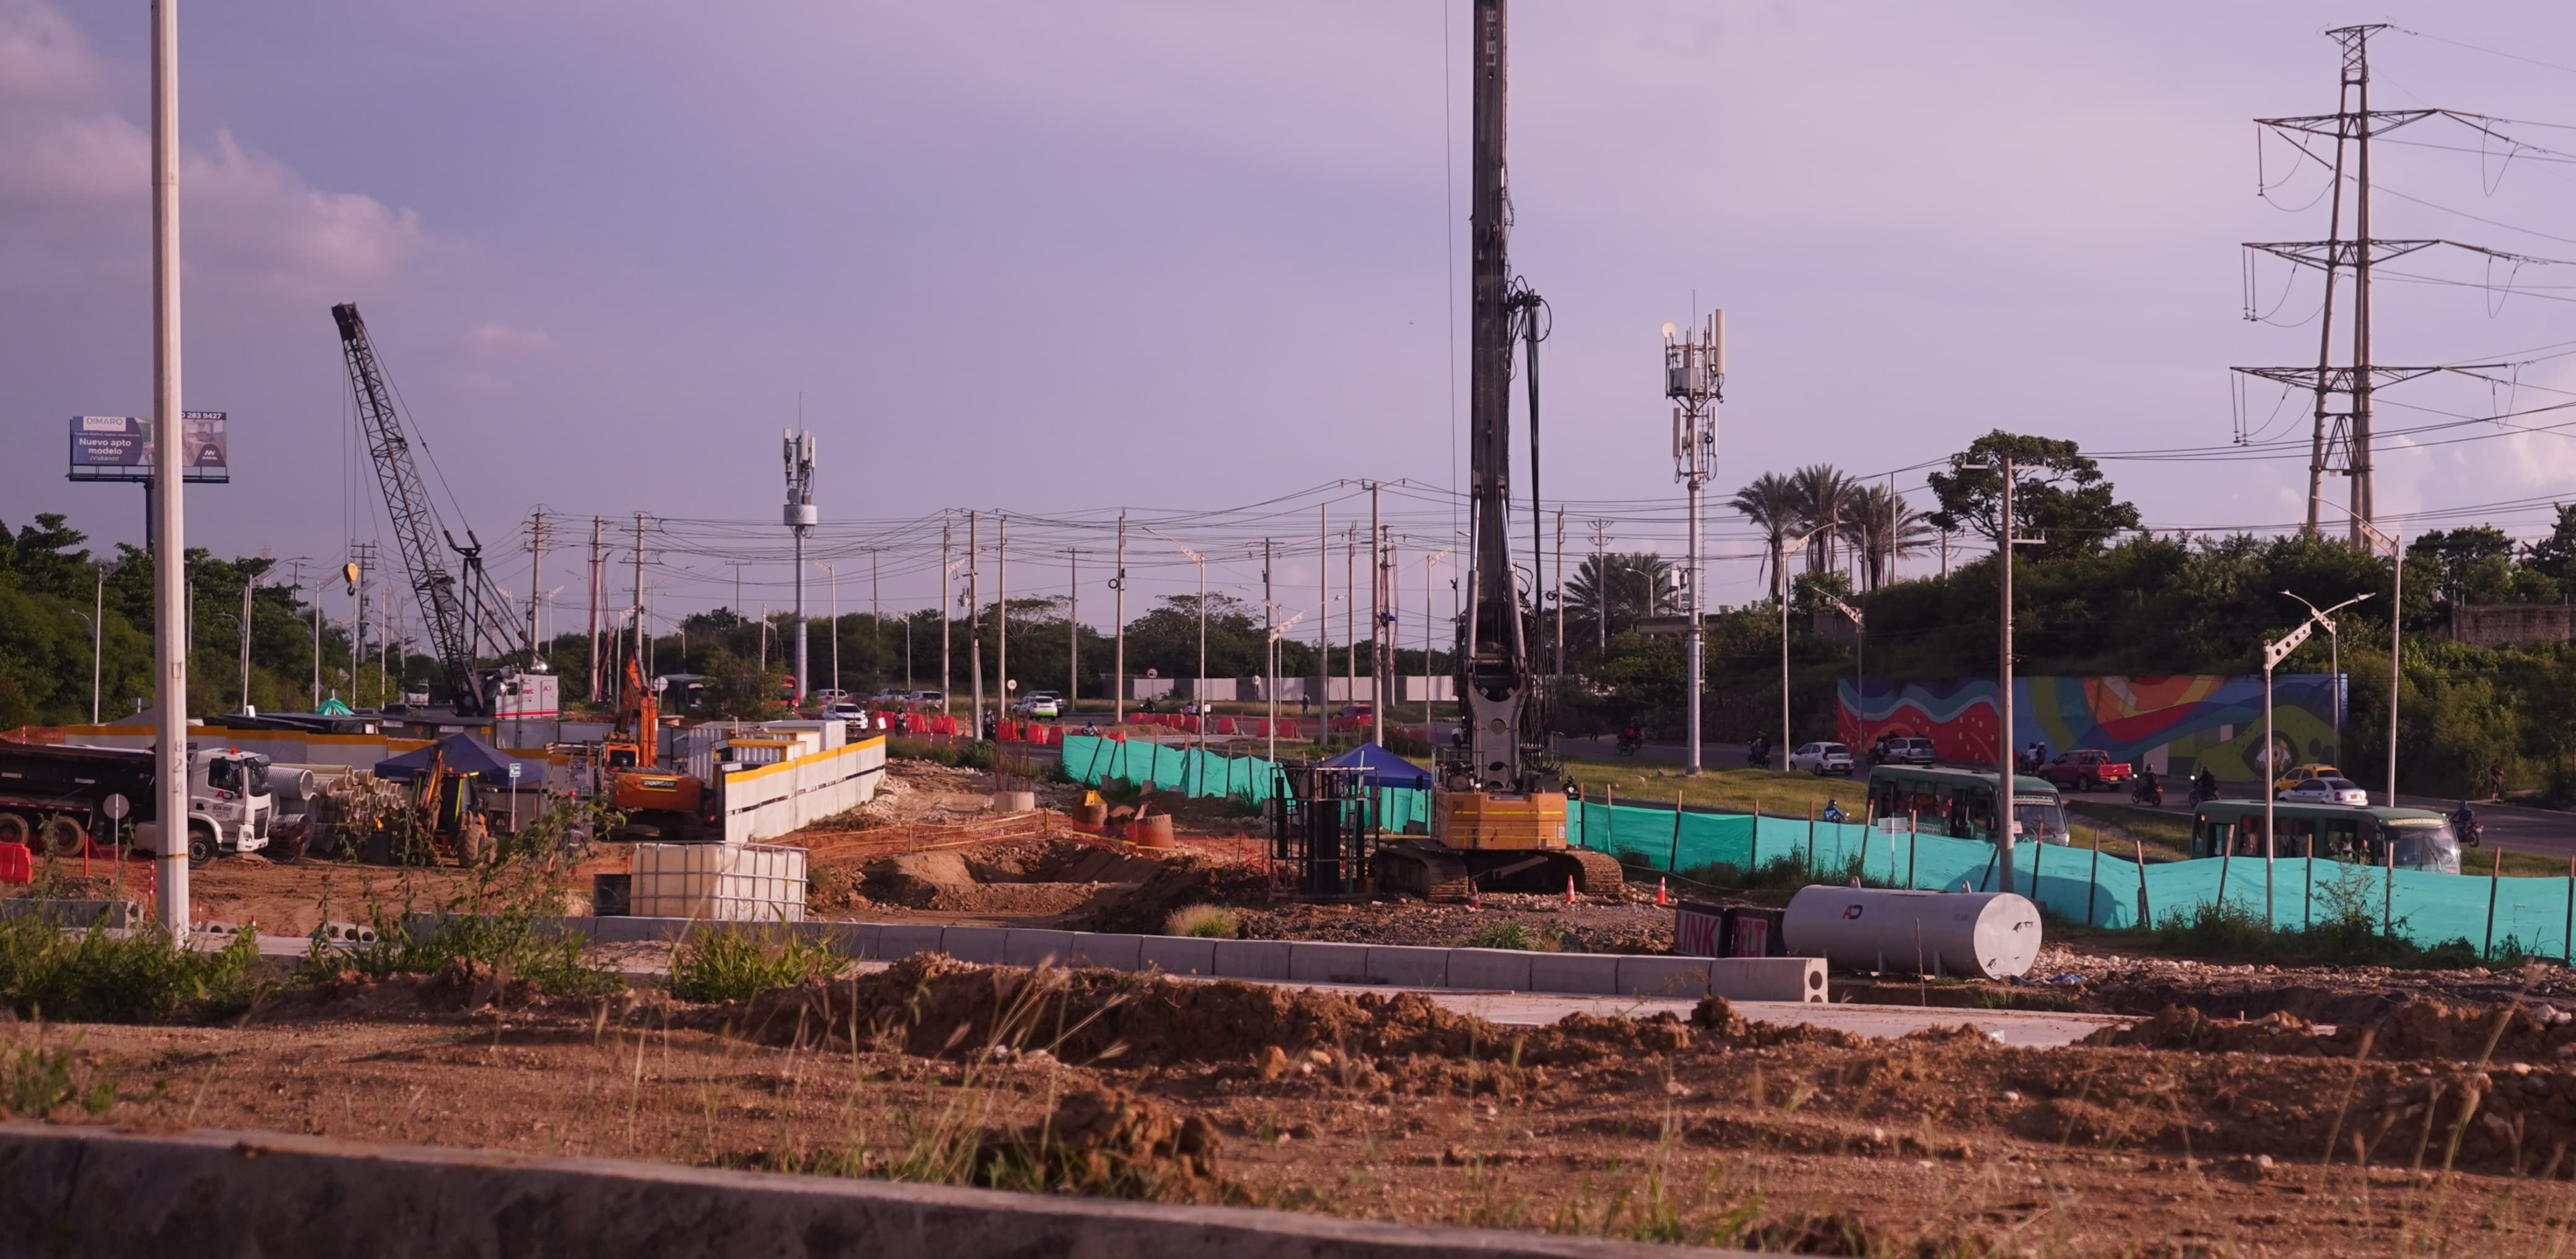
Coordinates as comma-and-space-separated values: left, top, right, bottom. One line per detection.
9, 1, 2576, 637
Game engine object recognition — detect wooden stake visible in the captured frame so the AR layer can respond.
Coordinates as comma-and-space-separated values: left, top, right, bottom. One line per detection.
2133, 838, 2151, 928
2484, 843, 2504, 961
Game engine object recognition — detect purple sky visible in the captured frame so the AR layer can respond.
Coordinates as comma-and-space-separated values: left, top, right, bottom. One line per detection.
9, 1, 2576, 640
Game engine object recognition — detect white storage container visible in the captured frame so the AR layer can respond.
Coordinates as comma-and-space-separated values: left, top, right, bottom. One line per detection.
628, 842, 807, 923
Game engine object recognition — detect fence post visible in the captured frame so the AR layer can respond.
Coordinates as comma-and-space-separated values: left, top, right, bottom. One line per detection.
1856, 823, 1871, 887
2303, 853, 2313, 934
1806, 803, 1816, 875
2383, 840, 2395, 939
2087, 836, 2102, 927
2133, 838, 2151, 928
2565, 856, 2574, 965
2028, 839, 2043, 905
2214, 833, 2233, 918
2485, 845, 2504, 961
1669, 790, 1684, 873
1978, 843, 1998, 894
1907, 809, 1918, 890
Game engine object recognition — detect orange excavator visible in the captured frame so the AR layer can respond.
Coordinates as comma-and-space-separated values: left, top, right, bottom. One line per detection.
606, 656, 708, 841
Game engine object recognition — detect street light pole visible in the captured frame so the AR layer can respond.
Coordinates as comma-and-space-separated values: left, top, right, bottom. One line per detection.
2284, 590, 2370, 769
2261, 591, 2366, 925
2317, 501, 2405, 806
1775, 526, 1824, 773
148, 0, 189, 935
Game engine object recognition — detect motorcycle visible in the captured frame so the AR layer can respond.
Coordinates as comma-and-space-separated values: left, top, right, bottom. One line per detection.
2188, 779, 2219, 807
1616, 730, 1643, 756
2131, 779, 2164, 808
2458, 817, 2484, 848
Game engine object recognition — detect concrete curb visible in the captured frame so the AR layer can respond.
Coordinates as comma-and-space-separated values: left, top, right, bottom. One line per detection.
0, 1123, 1751, 1258
510, 913, 1827, 1002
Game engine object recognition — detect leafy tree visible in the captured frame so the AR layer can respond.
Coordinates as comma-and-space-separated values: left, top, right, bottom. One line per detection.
2409, 526, 2516, 604
2522, 503, 2576, 583
1925, 431, 2140, 559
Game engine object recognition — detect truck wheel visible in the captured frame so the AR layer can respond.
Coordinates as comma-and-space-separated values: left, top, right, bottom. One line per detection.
35, 816, 85, 857
0, 814, 28, 849
186, 824, 216, 868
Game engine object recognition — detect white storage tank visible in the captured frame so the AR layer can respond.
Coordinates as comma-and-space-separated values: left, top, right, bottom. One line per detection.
1780, 886, 2041, 980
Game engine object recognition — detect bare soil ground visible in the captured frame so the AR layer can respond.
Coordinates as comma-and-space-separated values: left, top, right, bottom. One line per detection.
18, 956, 2576, 1256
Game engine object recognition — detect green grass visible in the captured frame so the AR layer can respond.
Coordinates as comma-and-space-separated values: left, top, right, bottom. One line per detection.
0, 915, 264, 1023
1462, 920, 1538, 951
2063, 800, 2193, 863
1560, 759, 1865, 819
668, 926, 844, 1002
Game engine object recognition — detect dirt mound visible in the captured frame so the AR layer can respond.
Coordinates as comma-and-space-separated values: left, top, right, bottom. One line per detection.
2082, 1005, 2330, 1056
834, 839, 1152, 917
2085, 998, 2576, 1065
1058, 852, 1271, 934
972, 1087, 1231, 1202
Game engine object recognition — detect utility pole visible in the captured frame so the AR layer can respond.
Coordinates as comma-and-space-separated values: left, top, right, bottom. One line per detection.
1585, 518, 1609, 656
996, 513, 1009, 721
1664, 311, 1724, 775
1262, 538, 1276, 762
1372, 484, 1388, 747
1066, 550, 1079, 708
823, 563, 838, 695
968, 510, 983, 736
1998, 461, 2017, 868
1318, 503, 1329, 716
629, 514, 645, 705
1113, 510, 1128, 724
1345, 523, 1358, 707
523, 510, 545, 666
939, 516, 952, 714
586, 516, 602, 702
308, 569, 321, 709
148, 0, 188, 935
870, 548, 880, 697
237, 573, 251, 712
89, 564, 104, 724
1552, 506, 1566, 680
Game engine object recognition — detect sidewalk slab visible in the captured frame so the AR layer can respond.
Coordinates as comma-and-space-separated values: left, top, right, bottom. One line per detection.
939, 926, 1009, 965
1003, 929, 1076, 968
1210, 938, 1292, 981
1139, 936, 1217, 977
1287, 942, 1374, 985
1365, 945, 1450, 988
1528, 953, 1620, 996
1068, 933, 1144, 970
871, 923, 947, 961
1713, 957, 1827, 1003
1445, 948, 1532, 991
1614, 956, 1712, 1000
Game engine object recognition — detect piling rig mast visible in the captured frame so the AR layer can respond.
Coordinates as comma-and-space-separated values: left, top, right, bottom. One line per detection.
332, 303, 520, 716
1375, 0, 1621, 901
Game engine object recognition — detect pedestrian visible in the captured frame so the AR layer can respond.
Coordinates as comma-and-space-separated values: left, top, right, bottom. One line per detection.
2489, 761, 2507, 801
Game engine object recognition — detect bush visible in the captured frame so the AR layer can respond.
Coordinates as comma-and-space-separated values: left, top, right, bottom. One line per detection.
889, 738, 1002, 771
669, 926, 845, 1002
0, 914, 264, 1022
307, 823, 621, 1000
1164, 904, 1237, 938
1462, 920, 1536, 951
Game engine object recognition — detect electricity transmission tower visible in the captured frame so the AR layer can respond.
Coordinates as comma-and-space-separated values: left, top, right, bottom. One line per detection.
2232, 24, 2526, 543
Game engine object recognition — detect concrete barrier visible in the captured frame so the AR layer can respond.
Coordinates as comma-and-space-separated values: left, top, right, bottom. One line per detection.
1445, 948, 1533, 991
1365, 945, 1450, 988
439, 914, 1832, 1004
1613, 956, 1712, 1000
0, 899, 138, 929
1003, 928, 1076, 967
1211, 938, 1292, 980
872, 923, 947, 961
0, 1123, 1727, 1259
939, 926, 1010, 964
1527, 953, 1621, 996
1069, 931, 1145, 970
1715, 956, 1828, 1003
1287, 941, 1373, 984
1139, 935, 1218, 976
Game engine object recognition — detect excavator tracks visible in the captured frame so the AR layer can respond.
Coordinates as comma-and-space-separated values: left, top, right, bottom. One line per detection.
1374, 843, 1475, 902
1564, 847, 1629, 895
1373, 842, 1630, 903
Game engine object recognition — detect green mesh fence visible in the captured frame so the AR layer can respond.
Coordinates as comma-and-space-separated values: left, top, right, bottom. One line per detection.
1058, 736, 2572, 954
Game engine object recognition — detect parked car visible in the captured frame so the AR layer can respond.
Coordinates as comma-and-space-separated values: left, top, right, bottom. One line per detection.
1788, 742, 1855, 776
2274, 762, 2342, 795
908, 690, 947, 708
2279, 775, 2371, 806
1869, 734, 1938, 767
2035, 749, 2133, 793
1014, 692, 1062, 719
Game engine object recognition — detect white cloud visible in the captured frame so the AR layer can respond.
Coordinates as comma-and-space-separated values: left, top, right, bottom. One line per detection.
466, 321, 554, 357
0, 0, 424, 298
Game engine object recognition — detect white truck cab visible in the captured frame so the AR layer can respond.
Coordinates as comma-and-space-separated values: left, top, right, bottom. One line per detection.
187, 746, 273, 862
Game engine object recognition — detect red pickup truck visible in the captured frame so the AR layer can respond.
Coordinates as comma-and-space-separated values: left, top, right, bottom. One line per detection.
2035, 749, 2133, 793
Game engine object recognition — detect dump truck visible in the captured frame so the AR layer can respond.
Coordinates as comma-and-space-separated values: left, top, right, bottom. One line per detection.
0, 740, 274, 865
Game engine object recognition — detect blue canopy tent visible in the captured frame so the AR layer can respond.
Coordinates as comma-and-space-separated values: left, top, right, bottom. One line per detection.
1319, 741, 1432, 791
373, 732, 534, 784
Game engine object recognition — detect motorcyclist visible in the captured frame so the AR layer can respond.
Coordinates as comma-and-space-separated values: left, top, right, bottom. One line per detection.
2133, 767, 2161, 804
1821, 798, 1847, 824
2194, 767, 2218, 803
1617, 722, 1643, 755
2453, 799, 2479, 833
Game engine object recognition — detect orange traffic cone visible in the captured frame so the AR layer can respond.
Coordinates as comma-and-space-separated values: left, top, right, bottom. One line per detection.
1655, 878, 1669, 907
1565, 875, 1579, 905
1469, 884, 1482, 910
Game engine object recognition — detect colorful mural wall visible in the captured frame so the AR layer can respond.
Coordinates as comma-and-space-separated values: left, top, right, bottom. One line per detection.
1835, 674, 2347, 780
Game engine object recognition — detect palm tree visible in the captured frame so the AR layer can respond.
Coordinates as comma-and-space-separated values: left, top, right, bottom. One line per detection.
1564, 552, 1676, 642
1840, 483, 1935, 591
1728, 472, 1801, 599
1789, 464, 1858, 576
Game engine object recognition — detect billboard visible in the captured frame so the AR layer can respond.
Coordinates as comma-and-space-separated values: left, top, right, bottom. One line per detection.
67, 413, 228, 484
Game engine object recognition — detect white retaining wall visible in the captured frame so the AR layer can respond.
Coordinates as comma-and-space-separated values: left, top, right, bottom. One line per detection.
717, 735, 886, 844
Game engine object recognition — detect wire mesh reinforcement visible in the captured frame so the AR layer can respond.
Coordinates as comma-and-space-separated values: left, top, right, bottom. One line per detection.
1060, 736, 2576, 956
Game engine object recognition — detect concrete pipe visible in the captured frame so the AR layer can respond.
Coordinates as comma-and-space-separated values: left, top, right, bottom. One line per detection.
266, 767, 321, 802
1780, 886, 2041, 980
1126, 813, 1175, 849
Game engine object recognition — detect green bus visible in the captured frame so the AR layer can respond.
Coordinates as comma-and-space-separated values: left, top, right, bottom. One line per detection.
2189, 799, 2461, 874
1866, 765, 2071, 847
